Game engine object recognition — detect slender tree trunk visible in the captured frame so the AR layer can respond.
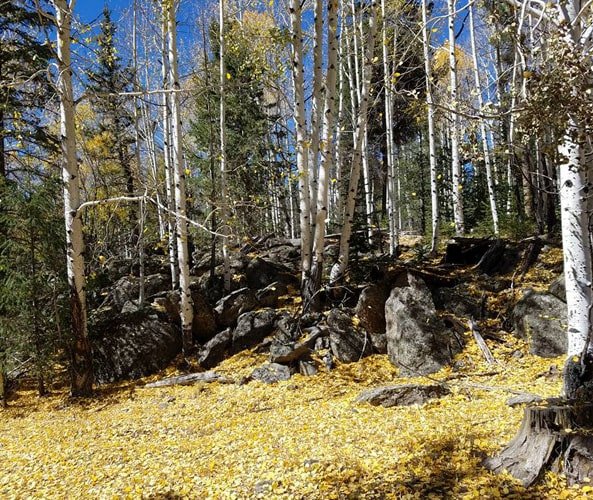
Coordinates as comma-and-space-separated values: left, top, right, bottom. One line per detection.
289, 0, 312, 286
306, 0, 339, 310
309, 0, 324, 224
52, 0, 93, 397
161, 19, 178, 290
469, 4, 499, 235
219, 0, 231, 293
447, 0, 464, 236
166, 0, 194, 356
382, 0, 399, 255
422, 0, 440, 253
132, 0, 145, 306
332, 0, 378, 283
357, 3, 374, 245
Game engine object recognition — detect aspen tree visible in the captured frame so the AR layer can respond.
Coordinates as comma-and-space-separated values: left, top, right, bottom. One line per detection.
447, 0, 464, 235
421, 0, 440, 253
332, 0, 378, 283
161, 16, 178, 290
289, 0, 312, 284
308, 0, 339, 307
469, 3, 499, 235
50, 0, 93, 396
381, 0, 398, 255
165, 0, 194, 356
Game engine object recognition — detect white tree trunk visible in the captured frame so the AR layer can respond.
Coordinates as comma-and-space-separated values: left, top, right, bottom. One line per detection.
333, 0, 378, 282
161, 18, 178, 290
382, 0, 399, 255
422, 0, 440, 253
219, 0, 231, 293
51, 0, 93, 396
447, 0, 464, 235
357, 3, 374, 245
309, 0, 324, 223
309, 0, 339, 303
290, 0, 312, 284
469, 3, 499, 235
166, 0, 194, 355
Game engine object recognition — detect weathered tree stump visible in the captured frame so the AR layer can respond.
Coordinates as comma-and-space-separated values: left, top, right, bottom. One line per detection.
485, 400, 593, 486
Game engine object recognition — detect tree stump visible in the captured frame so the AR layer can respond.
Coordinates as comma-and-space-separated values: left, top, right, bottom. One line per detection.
485, 400, 593, 486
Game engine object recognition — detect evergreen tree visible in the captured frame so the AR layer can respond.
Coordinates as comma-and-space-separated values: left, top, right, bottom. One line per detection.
0, 0, 55, 179
84, 7, 137, 244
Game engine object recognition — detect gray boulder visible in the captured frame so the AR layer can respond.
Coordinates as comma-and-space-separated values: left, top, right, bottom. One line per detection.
327, 308, 373, 363
256, 281, 288, 308
385, 274, 464, 376
197, 329, 232, 369
92, 310, 181, 383
250, 363, 292, 383
231, 308, 278, 354
513, 290, 567, 357
354, 284, 390, 353
151, 289, 217, 343
549, 274, 566, 302
245, 257, 297, 289
357, 384, 450, 407
214, 288, 258, 327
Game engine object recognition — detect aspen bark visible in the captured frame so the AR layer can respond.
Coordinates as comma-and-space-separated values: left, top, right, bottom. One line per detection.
165, 0, 194, 356
289, 0, 312, 284
332, 0, 378, 282
308, 0, 339, 306
469, 3, 499, 235
51, 0, 93, 396
382, 0, 398, 255
422, 0, 440, 253
309, 0, 324, 222
447, 0, 464, 235
161, 17, 178, 290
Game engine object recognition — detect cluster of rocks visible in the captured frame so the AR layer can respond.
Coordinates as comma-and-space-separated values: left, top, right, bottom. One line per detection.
90, 236, 568, 386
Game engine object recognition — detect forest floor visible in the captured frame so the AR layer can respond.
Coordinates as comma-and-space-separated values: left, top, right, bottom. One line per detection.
1, 247, 591, 499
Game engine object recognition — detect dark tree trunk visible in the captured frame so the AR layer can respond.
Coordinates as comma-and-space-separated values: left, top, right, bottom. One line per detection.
69, 289, 93, 397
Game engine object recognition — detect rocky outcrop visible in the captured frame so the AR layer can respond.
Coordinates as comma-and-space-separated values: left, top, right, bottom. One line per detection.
513, 290, 567, 357
327, 308, 373, 363
385, 274, 464, 376
197, 329, 232, 369
91, 310, 181, 384
214, 288, 258, 328
231, 308, 279, 354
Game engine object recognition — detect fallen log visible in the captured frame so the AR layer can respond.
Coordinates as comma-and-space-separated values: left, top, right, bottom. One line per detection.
143, 372, 232, 388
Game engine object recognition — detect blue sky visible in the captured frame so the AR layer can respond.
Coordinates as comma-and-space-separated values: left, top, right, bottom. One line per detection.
76, 0, 124, 24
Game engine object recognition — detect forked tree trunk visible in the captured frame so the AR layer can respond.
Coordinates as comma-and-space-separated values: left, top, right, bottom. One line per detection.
165, 0, 194, 356
306, 0, 339, 311
52, 0, 94, 396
